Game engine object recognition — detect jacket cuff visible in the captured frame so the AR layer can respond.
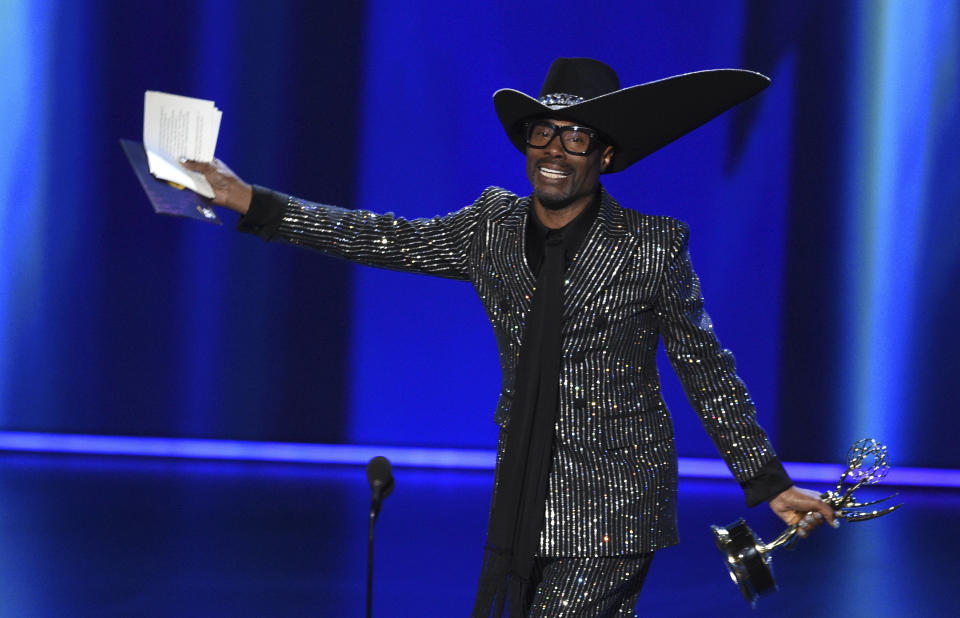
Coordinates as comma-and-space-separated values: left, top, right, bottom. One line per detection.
740, 458, 793, 507
236, 185, 288, 240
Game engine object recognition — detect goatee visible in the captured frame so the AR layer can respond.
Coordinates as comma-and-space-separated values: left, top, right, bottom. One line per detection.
535, 190, 576, 211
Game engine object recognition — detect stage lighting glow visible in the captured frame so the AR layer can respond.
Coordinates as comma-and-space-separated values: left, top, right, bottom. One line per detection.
0, 1, 51, 425
842, 0, 957, 459
1, 431, 957, 488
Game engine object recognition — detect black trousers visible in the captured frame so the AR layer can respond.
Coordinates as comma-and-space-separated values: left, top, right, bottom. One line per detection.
526, 554, 655, 617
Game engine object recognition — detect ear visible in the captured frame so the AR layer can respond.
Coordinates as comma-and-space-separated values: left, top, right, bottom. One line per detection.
600, 145, 615, 172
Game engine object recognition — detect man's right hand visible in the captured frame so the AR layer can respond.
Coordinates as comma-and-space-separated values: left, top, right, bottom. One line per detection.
181, 159, 253, 215
768, 486, 838, 537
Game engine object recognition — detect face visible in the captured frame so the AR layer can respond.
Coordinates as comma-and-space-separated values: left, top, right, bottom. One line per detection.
525, 119, 615, 211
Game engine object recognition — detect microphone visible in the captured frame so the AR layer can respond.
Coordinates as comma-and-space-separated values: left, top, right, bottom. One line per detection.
366, 456, 394, 522
365, 456, 394, 618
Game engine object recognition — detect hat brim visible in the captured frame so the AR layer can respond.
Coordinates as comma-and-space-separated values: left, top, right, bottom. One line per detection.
493, 69, 770, 173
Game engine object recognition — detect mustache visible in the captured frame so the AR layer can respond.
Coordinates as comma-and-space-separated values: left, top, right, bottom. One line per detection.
534, 157, 574, 173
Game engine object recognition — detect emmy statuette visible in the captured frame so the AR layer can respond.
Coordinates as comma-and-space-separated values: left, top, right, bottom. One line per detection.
710, 438, 902, 607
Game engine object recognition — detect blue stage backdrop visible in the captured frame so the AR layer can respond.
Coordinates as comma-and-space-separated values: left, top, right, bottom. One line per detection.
1, 0, 958, 468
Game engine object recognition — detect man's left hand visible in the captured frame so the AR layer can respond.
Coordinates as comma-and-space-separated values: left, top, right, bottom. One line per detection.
768, 486, 838, 538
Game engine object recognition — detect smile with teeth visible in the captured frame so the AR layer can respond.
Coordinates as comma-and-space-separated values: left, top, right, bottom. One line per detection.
538, 166, 571, 180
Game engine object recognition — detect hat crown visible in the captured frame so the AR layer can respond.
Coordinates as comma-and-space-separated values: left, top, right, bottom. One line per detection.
538, 58, 621, 101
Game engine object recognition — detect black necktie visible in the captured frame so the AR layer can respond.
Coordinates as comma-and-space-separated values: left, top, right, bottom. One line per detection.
474, 228, 566, 617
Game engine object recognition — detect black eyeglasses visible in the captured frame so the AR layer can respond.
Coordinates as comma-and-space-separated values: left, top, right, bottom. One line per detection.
524, 120, 602, 156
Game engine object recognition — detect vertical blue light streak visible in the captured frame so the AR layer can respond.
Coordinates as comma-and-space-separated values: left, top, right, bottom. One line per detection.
843, 0, 953, 453
0, 2, 52, 612
0, 1, 52, 425
176, 0, 234, 435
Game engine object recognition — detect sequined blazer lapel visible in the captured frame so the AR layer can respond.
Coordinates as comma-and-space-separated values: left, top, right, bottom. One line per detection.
485, 196, 535, 347
484, 191, 638, 328
561, 191, 638, 320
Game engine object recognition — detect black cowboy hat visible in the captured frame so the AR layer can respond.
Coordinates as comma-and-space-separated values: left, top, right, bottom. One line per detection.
493, 57, 770, 173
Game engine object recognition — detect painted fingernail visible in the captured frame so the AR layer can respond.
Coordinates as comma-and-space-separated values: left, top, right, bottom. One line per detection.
813, 512, 823, 520
831, 519, 840, 529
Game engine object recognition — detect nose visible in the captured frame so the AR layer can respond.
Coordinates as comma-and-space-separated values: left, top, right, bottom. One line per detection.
543, 132, 566, 157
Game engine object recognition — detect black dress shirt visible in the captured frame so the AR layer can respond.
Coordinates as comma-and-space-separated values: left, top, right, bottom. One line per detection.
524, 191, 601, 276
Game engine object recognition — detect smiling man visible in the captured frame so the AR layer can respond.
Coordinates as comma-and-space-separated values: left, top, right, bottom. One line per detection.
524, 119, 614, 222
185, 58, 835, 617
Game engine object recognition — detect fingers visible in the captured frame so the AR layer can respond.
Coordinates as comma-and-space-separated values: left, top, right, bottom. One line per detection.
179, 159, 218, 175
795, 488, 839, 528
177, 158, 252, 214
796, 511, 824, 538
769, 486, 841, 539
814, 500, 840, 529
796, 509, 842, 537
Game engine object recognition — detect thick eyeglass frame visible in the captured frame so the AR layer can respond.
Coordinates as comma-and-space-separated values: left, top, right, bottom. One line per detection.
524, 120, 603, 156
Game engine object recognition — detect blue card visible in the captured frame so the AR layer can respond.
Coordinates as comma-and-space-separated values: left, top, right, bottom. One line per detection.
120, 138, 221, 225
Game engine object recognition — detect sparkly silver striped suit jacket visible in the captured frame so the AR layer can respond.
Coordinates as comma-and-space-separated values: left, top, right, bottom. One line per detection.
273, 186, 779, 556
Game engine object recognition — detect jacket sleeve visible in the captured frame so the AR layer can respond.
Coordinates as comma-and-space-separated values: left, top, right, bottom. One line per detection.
237, 185, 507, 281
655, 221, 792, 506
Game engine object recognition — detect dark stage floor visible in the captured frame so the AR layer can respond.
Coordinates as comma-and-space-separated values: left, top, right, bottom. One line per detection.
0, 452, 957, 617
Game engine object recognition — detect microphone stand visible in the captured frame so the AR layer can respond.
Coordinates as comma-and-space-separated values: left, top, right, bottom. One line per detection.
367, 493, 378, 618
366, 457, 392, 618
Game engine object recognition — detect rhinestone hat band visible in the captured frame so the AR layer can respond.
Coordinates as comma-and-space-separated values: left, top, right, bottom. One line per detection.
538, 92, 585, 109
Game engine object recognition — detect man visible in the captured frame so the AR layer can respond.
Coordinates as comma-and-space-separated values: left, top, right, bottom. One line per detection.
186, 58, 835, 617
